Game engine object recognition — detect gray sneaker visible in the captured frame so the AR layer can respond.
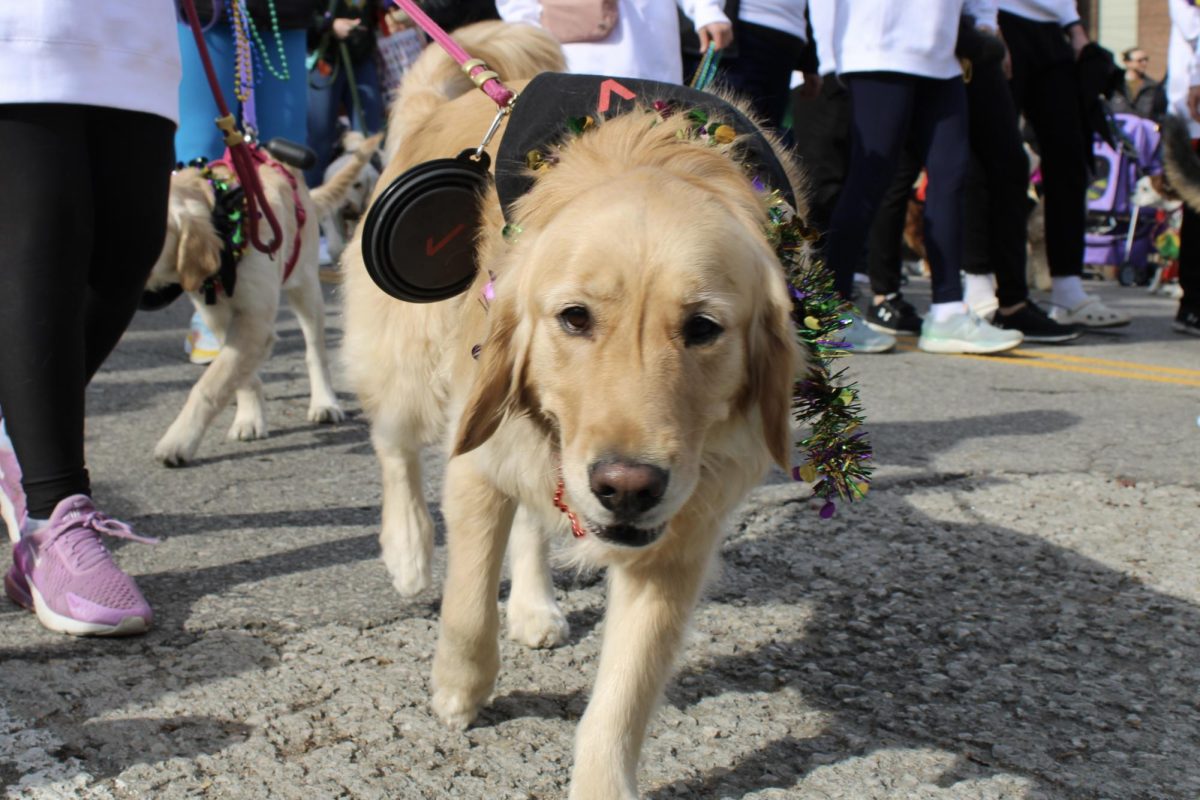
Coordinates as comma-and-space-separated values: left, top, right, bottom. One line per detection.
918, 310, 1023, 354
839, 310, 896, 354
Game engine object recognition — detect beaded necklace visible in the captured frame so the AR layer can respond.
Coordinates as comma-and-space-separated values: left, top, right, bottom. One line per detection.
228, 0, 291, 106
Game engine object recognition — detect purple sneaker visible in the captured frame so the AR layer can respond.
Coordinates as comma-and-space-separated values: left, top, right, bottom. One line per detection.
5, 495, 157, 636
0, 415, 27, 543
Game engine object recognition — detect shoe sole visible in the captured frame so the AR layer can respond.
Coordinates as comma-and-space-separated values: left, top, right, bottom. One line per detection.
865, 321, 919, 337
1018, 331, 1083, 344
1172, 321, 1200, 337
27, 582, 149, 637
918, 337, 1022, 355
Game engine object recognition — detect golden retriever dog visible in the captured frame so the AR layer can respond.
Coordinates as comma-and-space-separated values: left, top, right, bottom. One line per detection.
344, 22, 805, 799
146, 149, 371, 466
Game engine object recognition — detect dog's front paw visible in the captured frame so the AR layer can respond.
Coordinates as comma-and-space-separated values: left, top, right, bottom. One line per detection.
308, 403, 344, 424
228, 417, 268, 442
154, 434, 198, 467
383, 547, 432, 596
507, 601, 570, 649
431, 686, 486, 731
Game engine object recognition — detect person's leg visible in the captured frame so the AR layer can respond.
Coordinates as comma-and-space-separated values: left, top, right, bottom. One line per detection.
255, 28, 311, 146
306, 67, 343, 187
824, 73, 917, 301
176, 22, 238, 162
353, 55, 385, 133
792, 75, 851, 233
83, 108, 176, 381
0, 105, 94, 518
965, 58, 1030, 309
961, 153, 998, 311
866, 147, 922, 298
1175, 201, 1200, 334
713, 21, 806, 131
909, 76, 968, 306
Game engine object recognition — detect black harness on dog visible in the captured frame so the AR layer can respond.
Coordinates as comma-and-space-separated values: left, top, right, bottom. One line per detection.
139, 160, 248, 311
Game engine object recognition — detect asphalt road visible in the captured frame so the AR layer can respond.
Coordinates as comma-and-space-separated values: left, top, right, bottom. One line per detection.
1, 278, 1197, 799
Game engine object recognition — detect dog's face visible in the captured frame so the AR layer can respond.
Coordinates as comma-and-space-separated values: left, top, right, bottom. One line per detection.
147, 169, 222, 293
455, 170, 799, 549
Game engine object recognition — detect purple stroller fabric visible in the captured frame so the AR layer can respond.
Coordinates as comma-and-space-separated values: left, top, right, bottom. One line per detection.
1085, 113, 1163, 268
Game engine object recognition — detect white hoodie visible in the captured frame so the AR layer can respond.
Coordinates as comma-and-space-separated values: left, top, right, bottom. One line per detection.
809, 0, 997, 80
0, 1, 180, 123
497, 0, 730, 83
1168, 0, 1200, 137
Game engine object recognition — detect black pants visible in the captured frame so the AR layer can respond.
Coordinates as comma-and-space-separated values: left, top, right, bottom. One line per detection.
1000, 10, 1088, 279
791, 74, 851, 234
1177, 203, 1200, 315
684, 21, 808, 133
0, 104, 174, 517
825, 72, 968, 304
867, 56, 1031, 307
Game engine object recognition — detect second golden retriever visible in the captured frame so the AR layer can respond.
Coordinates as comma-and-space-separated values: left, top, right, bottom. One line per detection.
344, 22, 805, 799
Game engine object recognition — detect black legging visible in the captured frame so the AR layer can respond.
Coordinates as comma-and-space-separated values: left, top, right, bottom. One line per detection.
824, 72, 969, 304
1000, 11, 1089, 279
867, 55, 1032, 307
0, 104, 174, 517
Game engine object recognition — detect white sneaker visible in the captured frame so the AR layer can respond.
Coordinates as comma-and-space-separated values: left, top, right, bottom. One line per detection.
918, 310, 1023, 354
839, 309, 896, 354
1047, 295, 1131, 328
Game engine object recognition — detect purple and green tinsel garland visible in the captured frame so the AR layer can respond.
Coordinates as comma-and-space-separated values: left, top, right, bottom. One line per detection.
765, 199, 873, 518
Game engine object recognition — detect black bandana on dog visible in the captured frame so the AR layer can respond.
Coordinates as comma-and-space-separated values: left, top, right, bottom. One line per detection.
495, 73, 798, 219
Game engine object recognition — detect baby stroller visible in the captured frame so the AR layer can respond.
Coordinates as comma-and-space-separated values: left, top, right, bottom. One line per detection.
1084, 112, 1164, 286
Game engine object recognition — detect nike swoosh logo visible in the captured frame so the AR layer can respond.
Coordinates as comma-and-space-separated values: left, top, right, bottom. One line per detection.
426, 224, 467, 257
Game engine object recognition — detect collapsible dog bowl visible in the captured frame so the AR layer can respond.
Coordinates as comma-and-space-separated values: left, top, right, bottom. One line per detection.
361, 150, 490, 303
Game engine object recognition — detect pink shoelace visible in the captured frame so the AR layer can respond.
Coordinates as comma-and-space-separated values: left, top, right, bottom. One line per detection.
45, 511, 159, 571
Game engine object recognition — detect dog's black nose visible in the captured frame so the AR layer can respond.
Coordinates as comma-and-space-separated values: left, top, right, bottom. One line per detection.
589, 460, 668, 518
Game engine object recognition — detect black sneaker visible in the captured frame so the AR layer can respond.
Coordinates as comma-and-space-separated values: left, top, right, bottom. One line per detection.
867, 293, 923, 336
993, 301, 1081, 344
1174, 306, 1200, 337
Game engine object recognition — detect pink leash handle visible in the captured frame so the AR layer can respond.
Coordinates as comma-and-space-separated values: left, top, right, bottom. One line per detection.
180, 0, 284, 255
391, 0, 515, 108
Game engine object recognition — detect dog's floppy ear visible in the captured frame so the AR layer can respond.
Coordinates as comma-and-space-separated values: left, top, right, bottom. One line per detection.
453, 288, 526, 456
175, 199, 223, 292
747, 277, 801, 471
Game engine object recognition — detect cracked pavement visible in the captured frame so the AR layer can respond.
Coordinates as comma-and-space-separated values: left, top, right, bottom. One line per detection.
2, 282, 1197, 799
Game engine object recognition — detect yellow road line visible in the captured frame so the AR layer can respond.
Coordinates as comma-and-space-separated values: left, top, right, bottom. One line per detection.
892, 343, 1200, 387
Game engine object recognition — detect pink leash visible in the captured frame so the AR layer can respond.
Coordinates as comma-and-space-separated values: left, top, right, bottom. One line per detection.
390, 0, 516, 109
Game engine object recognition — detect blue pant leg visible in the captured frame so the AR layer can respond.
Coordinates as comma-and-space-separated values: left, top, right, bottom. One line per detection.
352, 56, 385, 133
254, 29, 310, 145
176, 23, 238, 162
306, 67, 344, 186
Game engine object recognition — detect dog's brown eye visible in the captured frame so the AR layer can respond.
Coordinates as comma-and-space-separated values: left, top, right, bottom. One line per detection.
559, 305, 592, 334
683, 314, 723, 346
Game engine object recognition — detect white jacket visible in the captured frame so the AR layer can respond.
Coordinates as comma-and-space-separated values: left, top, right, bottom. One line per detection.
1168, 0, 1200, 137
740, 0, 808, 42
809, 0, 996, 80
497, 0, 729, 83
0, 1, 181, 123
997, 0, 1081, 26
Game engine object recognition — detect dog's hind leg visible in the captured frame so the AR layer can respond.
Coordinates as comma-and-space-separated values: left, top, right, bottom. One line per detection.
431, 455, 515, 730
505, 505, 569, 649
284, 272, 344, 424
374, 414, 436, 596
228, 373, 268, 441
569, 529, 721, 800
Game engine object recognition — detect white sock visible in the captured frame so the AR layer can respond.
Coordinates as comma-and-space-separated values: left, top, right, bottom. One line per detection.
964, 273, 997, 309
928, 301, 967, 322
1051, 276, 1088, 310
